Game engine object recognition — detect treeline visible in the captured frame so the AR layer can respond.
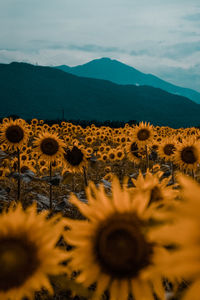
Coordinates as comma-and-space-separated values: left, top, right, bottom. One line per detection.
0, 115, 138, 128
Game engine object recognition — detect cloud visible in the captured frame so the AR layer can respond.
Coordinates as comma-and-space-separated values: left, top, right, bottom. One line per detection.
184, 13, 200, 22
67, 44, 124, 53
163, 41, 200, 59
152, 64, 200, 92
129, 41, 200, 60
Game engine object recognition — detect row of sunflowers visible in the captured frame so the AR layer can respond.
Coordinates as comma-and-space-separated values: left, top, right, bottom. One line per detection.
0, 117, 200, 299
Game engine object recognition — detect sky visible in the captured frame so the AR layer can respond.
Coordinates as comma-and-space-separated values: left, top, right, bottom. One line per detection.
0, 0, 200, 91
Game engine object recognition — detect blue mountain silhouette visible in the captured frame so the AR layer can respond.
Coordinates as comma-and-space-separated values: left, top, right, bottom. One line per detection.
56, 57, 200, 104
1, 61, 200, 128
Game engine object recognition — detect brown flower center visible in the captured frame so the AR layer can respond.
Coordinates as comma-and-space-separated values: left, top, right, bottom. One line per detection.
0, 237, 39, 291
163, 144, 176, 156
5, 125, 24, 144
109, 153, 115, 160
40, 138, 59, 156
20, 166, 29, 173
137, 129, 150, 141
64, 146, 84, 166
181, 146, 197, 164
117, 151, 123, 158
95, 213, 153, 278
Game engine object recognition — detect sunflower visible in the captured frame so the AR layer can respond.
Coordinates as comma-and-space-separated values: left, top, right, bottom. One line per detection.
132, 122, 154, 146
0, 203, 68, 300
100, 152, 108, 163
173, 139, 200, 171
115, 147, 125, 161
64, 177, 174, 300
131, 170, 178, 207
85, 135, 95, 145
150, 174, 200, 300
62, 145, 88, 173
126, 141, 143, 165
0, 118, 29, 151
108, 150, 116, 162
20, 161, 36, 175
33, 131, 65, 162
157, 138, 177, 161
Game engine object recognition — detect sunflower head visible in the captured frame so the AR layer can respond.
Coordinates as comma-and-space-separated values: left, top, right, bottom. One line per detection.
0, 119, 29, 150
0, 235, 39, 292
63, 145, 88, 173
64, 177, 173, 300
133, 122, 154, 146
33, 132, 65, 162
0, 203, 68, 299
174, 139, 200, 171
94, 212, 153, 279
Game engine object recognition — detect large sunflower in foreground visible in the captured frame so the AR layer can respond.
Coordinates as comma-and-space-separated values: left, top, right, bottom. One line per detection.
64, 177, 174, 300
0, 203, 68, 300
151, 174, 200, 300
0, 118, 29, 151
33, 131, 65, 162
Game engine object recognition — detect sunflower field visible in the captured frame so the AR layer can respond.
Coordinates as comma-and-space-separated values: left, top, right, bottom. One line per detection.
1, 117, 200, 300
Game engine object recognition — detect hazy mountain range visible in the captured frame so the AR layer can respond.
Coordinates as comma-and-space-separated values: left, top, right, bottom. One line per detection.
0, 61, 200, 128
56, 58, 200, 104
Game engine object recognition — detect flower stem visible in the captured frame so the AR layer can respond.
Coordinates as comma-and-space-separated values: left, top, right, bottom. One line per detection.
49, 162, 52, 210
83, 166, 88, 186
17, 148, 21, 201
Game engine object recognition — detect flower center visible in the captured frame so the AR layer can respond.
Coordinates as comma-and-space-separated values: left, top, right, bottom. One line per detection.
40, 138, 59, 156
95, 213, 153, 278
137, 129, 150, 141
0, 237, 39, 291
20, 166, 29, 173
181, 146, 197, 164
64, 146, 84, 166
163, 144, 176, 156
5, 125, 24, 143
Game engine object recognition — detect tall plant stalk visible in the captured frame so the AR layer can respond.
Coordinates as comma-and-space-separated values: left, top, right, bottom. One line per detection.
49, 162, 53, 210
17, 148, 21, 201
83, 166, 88, 186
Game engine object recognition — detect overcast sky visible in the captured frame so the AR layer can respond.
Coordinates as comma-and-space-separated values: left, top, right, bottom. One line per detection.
0, 0, 200, 91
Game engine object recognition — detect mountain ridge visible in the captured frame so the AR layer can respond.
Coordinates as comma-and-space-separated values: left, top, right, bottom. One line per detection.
0, 61, 200, 128
55, 57, 200, 104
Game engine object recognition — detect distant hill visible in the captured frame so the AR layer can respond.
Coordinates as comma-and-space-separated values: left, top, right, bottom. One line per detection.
56, 57, 200, 104
0, 62, 200, 128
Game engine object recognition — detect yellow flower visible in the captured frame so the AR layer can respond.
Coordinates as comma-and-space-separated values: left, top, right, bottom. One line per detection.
157, 138, 177, 161
62, 145, 88, 173
0, 203, 68, 300
130, 169, 178, 207
0, 118, 29, 151
33, 131, 65, 162
132, 122, 154, 146
64, 177, 174, 300
149, 174, 200, 300
126, 141, 143, 165
173, 139, 200, 171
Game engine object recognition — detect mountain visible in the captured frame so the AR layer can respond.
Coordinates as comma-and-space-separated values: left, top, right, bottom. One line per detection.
0, 62, 200, 128
56, 57, 200, 104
